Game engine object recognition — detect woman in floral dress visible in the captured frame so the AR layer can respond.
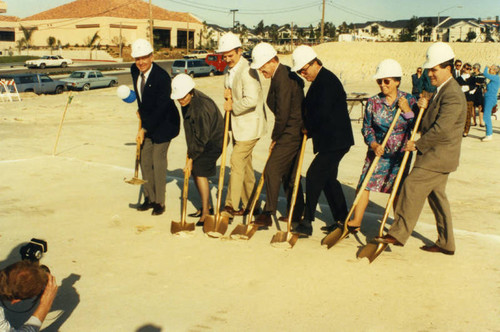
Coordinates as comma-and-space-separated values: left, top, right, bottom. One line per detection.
347, 59, 417, 232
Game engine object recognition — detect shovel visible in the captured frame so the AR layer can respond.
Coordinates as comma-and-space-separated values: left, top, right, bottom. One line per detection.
358, 107, 426, 262
171, 156, 196, 235
203, 110, 231, 238
125, 120, 147, 185
270, 134, 307, 249
321, 106, 403, 249
230, 147, 274, 240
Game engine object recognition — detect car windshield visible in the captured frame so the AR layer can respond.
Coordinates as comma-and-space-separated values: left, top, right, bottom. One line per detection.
69, 72, 85, 78
173, 60, 185, 67
41, 56, 50, 59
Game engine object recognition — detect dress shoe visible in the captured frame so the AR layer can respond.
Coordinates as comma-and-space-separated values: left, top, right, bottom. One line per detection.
278, 215, 288, 222
420, 244, 454, 255
151, 203, 165, 216
292, 221, 312, 236
188, 207, 214, 218
254, 213, 272, 227
137, 199, 154, 211
320, 224, 339, 233
374, 234, 403, 246
196, 220, 204, 227
233, 208, 245, 216
243, 207, 260, 216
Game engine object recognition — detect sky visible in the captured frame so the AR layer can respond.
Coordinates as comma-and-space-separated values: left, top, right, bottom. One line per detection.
3, 0, 499, 28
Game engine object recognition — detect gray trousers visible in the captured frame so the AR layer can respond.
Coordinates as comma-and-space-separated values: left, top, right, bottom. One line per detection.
140, 138, 170, 205
388, 167, 455, 252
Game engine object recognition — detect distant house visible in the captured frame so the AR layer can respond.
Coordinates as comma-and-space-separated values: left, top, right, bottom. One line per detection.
437, 18, 482, 42
1, 0, 203, 52
0, 15, 17, 52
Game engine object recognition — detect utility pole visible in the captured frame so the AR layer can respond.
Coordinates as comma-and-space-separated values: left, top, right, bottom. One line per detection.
186, 20, 190, 53
149, 0, 154, 47
230, 9, 238, 31
119, 22, 122, 58
320, 0, 325, 43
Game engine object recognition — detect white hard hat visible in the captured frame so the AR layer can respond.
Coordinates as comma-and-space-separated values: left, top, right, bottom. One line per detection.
291, 45, 317, 72
171, 73, 195, 100
131, 38, 153, 58
217, 32, 242, 53
422, 42, 455, 69
373, 59, 403, 80
250, 42, 277, 69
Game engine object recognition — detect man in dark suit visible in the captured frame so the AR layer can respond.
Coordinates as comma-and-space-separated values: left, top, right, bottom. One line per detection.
453, 59, 462, 79
250, 42, 305, 227
289, 45, 354, 236
376, 42, 467, 255
130, 39, 180, 215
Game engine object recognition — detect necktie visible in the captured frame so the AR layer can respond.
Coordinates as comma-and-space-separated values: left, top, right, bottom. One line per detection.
140, 73, 146, 99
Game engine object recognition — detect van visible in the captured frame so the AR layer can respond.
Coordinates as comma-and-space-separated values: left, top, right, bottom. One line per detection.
171, 59, 216, 78
0, 73, 67, 94
205, 54, 227, 74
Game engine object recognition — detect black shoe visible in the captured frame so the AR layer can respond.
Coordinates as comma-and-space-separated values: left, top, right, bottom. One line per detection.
254, 212, 272, 227
196, 220, 204, 227
152, 203, 165, 216
292, 221, 312, 236
188, 207, 214, 218
137, 199, 154, 211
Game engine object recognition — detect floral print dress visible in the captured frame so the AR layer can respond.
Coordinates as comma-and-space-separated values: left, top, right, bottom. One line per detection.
357, 90, 417, 193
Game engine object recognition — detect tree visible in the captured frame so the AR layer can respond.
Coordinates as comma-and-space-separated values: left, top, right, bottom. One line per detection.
466, 31, 477, 42
399, 16, 419, 41
199, 22, 214, 49
370, 25, 379, 36
254, 20, 265, 36
47, 36, 56, 54
85, 31, 101, 59
19, 24, 36, 55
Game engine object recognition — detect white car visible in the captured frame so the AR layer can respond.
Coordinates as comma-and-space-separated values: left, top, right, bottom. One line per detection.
25, 55, 73, 69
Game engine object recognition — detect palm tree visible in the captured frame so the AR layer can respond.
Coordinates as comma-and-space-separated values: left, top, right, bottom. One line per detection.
47, 36, 56, 54
19, 25, 36, 55
85, 31, 101, 59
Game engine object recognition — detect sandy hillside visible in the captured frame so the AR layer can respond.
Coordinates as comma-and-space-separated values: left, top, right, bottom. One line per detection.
0, 42, 499, 332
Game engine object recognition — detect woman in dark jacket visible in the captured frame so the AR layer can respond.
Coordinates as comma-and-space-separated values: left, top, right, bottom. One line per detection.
171, 74, 224, 225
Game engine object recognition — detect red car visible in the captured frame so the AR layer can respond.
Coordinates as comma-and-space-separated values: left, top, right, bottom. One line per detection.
205, 54, 227, 74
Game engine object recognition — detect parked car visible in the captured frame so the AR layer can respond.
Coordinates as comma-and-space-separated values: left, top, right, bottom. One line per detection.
205, 54, 227, 74
61, 70, 118, 91
25, 55, 73, 69
171, 59, 216, 77
183, 50, 208, 59
0, 73, 66, 94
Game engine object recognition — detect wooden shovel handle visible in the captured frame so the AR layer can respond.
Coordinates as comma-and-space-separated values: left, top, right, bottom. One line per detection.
214, 110, 231, 218
286, 134, 308, 233
247, 146, 274, 221
133, 118, 143, 178
181, 155, 191, 226
377, 107, 426, 236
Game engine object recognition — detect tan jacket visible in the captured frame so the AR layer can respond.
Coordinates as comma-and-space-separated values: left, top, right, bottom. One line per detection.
225, 58, 267, 141
415, 78, 467, 173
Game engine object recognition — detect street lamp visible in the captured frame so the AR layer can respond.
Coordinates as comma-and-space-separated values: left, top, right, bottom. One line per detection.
437, 5, 463, 40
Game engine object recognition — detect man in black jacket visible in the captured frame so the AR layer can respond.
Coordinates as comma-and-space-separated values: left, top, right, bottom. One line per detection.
250, 42, 305, 227
291, 45, 354, 236
130, 39, 180, 215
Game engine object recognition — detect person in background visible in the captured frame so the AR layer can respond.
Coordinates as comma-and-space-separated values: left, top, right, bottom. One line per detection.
456, 63, 475, 137
289, 45, 354, 236
170, 74, 224, 226
216, 33, 267, 219
376, 42, 466, 256
0, 261, 58, 332
346, 59, 417, 233
481, 65, 500, 142
453, 59, 462, 79
471, 63, 486, 127
251, 42, 305, 228
411, 67, 424, 99
131, 38, 180, 216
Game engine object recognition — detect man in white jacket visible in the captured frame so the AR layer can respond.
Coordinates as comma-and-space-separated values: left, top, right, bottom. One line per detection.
218, 33, 267, 218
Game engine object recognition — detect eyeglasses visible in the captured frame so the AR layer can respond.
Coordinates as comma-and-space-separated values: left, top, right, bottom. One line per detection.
464, 67, 471, 70
376, 78, 392, 85
298, 64, 310, 75
455, 64, 462, 67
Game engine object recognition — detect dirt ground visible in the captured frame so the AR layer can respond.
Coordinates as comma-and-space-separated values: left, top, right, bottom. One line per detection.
1, 42, 499, 331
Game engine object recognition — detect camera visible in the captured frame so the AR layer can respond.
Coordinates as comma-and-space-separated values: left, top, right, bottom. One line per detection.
20, 238, 47, 262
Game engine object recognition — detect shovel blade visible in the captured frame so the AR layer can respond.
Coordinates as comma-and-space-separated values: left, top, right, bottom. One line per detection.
170, 221, 195, 235
124, 177, 146, 185
270, 231, 299, 249
230, 224, 259, 240
357, 242, 388, 263
203, 215, 229, 238
321, 227, 348, 249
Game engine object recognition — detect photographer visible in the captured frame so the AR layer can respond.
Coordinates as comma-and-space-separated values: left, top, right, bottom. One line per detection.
0, 261, 58, 332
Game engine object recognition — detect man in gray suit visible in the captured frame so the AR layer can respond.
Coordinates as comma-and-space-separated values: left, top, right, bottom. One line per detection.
376, 42, 467, 255
217, 33, 267, 218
